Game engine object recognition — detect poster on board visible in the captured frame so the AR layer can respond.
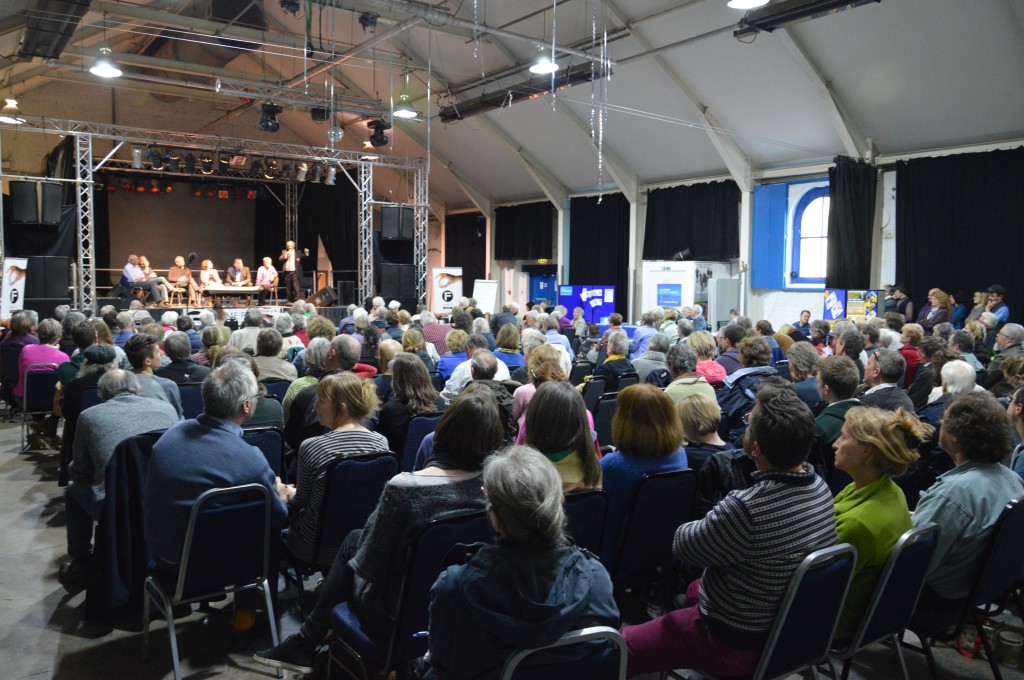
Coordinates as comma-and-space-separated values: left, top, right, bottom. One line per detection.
432, 267, 463, 316
822, 289, 847, 322
846, 290, 880, 318
473, 280, 498, 315
1, 257, 28, 324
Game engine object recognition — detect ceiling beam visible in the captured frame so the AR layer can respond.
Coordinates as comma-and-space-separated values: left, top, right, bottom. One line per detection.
776, 28, 870, 159
558, 105, 639, 202
603, 0, 752, 192
480, 112, 568, 207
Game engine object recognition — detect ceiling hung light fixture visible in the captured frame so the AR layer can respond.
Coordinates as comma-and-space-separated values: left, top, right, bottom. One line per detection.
89, 43, 123, 78
393, 73, 418, 119
259, 103, 283, 132
727, 0, 769, 8
529, 47, 560, 75
324, 166, 338, 185
368, 119, 391, 148
0, 98, 25, 124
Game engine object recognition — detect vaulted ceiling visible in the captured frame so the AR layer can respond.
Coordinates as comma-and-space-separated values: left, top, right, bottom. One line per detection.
2, 0, 1024, 214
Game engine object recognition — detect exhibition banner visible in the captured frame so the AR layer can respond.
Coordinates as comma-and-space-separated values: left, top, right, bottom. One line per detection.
432, 267, 463, 315
1, 258, 28, 324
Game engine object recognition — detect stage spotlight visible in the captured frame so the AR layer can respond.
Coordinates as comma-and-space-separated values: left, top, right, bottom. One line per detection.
150, 148, 165, 171
249, 159, 263, 178
149, 179, 161, 194
280, 0, 300, 15
309, 163, 322, 183
218, 154, 230, 171
262, 158, 278, 179
367, 119, 391, 148
246, 188, 258, 200
164, 181, 174, 193
324, 165, 338, 185
184, 153, 196, 174
295, 162, 309, 182
167, 150, 181, 172
135, 179, 146, 193
206, 187, 217, 198
192, 184, 202, 198
121, 178, 133, 192
218, 185, 230, 199
200, 154, 215, 175
131, 145, 144, 169
259, 103, 283, 132
279, 164, 294, 181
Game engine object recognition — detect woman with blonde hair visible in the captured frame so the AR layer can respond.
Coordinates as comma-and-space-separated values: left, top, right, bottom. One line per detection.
280, 372, 388, 564
190, 325, 223, 367
401, 328, 435, 373
688, 330, 726, 387
915, 288, 952, 336
831, 406, 932, 640
494, 323, 525, 369
435, 329, 468, 380
512, 344, 564, 426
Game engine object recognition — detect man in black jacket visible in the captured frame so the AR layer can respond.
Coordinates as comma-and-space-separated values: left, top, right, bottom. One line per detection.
859, 349, 914, 412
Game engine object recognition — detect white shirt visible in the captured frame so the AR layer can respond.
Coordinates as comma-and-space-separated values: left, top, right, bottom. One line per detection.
441, 358, 511, 404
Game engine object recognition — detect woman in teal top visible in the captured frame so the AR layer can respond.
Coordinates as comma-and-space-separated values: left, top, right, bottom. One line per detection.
832, 406, 933, 640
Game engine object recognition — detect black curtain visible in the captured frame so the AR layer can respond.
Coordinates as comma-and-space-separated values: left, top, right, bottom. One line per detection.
445, 212, 487, 297
896, 147, 1024, 311
569, 193, 630, 317
643, 180, 740, 261
494, 201, 553, 260
300, 181, 358, 281
254, 187, 287, 269
825, 156, 877, 290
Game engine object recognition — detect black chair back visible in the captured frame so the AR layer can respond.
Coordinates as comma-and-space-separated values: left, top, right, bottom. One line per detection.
593, 394, 618, 449
178, 384, 203, 419
0, 345, 23, 404
22, 364, 60, 413
569, 361, 594, 386
402, 413, 443, 472
242, 427, 284, 478
775, 359, 791, 381
611, 469, 696, 588
80, 386, 102, 411
970, 498, 1024, 607
581, 378, 605, 414
500, 626, 627, 680
430, 373, 445, 392
617, 372, 639, 390
564, 490, 608, 556
262, 379, 290, 402
757, 544, 857, 680
313, 452, 397, 567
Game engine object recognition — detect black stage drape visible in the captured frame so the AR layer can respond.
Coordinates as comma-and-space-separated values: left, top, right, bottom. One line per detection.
301, 181, 358, 283
445, 212, 487, 297
570, 193, 630, 317
254, 187, 287, 270
896, 147, 1024, 311
643, 180, 740, 261
826, 156, 877, 290
494, 201, 554, 260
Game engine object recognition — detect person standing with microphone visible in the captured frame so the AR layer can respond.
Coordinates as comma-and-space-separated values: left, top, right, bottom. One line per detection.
279, 240, 309, 303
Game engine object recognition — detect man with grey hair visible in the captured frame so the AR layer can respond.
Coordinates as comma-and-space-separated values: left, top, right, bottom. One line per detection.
275, 313, 305, 356
468, 349, 518, 443
664, 343, 715, 404
859, 349, 914, 412
787, 342, 824, 407
441, 334, 510, 404
595, 329, 635, 391
987, 322, 1024, 397
156, 331, 212, 384
489, 303, 518, 337
632, 333, 671, 383
676, 318, 694, 345
283, 337, 329, 418
284, 334, 362, 449
689, 304, 708, 333
113, 312, 136, 348
144, 362, 287, 571
541, 314, 572, 354
59, 369, 179, 587
228, 308, 265, 354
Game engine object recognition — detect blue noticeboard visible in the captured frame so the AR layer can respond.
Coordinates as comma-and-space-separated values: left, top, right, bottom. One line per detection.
823, 289, 847, 321
656, 283, 682, 308
558, 285, 617, 324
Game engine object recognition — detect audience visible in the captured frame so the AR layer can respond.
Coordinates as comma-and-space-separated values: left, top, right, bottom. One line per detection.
689, 331, 726, 387
155, 331, 211, 384
987, 323, 1024, 397
664, 343, 715, 404
524, 381, 602, 493
814, 355, 863, 490
253, 329, 299, 382
492, 323, 524, 369
401, 327, 436, 373
15, 318, 69, 400
375, 353, 444, 454
594, 329, 634, 391
631, 333, 670, 383
228, 308, 264, 354
439, 333, 510, 403
714, 325, 746, 375
124, 333, 183, 417
282, 337, 328, 419
898, 323, 923, 388
435, 330, 468, 381
787, 341, 822, 408
859, 349, 914, 412
678, 393, 731, 472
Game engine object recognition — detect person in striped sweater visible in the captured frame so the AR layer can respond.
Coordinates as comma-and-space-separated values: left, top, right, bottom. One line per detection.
622, 385, 838, 678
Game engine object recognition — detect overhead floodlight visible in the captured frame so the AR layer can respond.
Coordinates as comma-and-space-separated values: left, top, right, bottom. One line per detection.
184, 153, 196, 174
528, 49, 560, 75
727, 0, 769, 8
149, 147, 165, 171
295, 162, 309, 182
262, 158, 278, 179
199, 154, 215, 175
324, 166, 338, 185
259, 103, 283, 132
309, 163, 323, 183
0, 98, 25, 124
367, 119, 391, 148
167, 150, 181, 172
131, 145, 144, 169
394, 81, 418, 119
89, 44, 123, 78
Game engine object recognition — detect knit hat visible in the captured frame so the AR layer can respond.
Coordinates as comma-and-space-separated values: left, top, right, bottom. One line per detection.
83, 344, 116, 365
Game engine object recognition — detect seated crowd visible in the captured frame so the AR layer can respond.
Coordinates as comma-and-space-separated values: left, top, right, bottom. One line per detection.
2, 282, 1023, 679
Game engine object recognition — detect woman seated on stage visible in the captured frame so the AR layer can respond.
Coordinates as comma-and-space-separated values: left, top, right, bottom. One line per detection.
199, 259, 222, 289
138, 255, 174, 302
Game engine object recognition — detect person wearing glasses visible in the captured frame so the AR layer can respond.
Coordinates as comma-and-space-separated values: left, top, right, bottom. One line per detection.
986, 323, 1024, 397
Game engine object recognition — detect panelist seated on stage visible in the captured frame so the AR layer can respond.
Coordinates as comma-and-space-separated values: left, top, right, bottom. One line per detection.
120, 254, 165, 304
168, 255, 200, 304
225, 258, 252, 287
199, 259, 223, 289
255, 257, 278, 306
138, 256, 174, 302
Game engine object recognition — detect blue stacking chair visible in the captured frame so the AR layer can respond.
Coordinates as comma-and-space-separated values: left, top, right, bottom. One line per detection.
563, 490, 608, 557
328, 511, 494, 679
610, 469, 696, 590
177, 384, 203, 419
401, 413, 443, 473
79, 386, 102, 411
581, 377, 605, 415
262, 379, 290, 402
569, 361, 594, 386
20, 363, 60, 450
500, 626, 627, 680
242, 427, 284, 479
143, 484, 281, 680
0, 344, 23, 421
593, 393, 618, 450
617, 372, 639, 390
281, 451, 397, 613
831, 523, 939, 680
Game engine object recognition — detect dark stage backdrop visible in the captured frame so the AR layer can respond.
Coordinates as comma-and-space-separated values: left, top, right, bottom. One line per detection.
570, 193, 631, 318
494, 201, 553, 260
826, 156, 877, 291
895, 147, 1024, 315
445, 212, 487, 297
643, 180, 740, 261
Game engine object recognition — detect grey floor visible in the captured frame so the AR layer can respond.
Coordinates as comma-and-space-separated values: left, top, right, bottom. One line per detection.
1, 417, 1023, 680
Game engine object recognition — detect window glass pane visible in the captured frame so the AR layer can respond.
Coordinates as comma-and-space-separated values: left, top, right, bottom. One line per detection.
799, 237, 827, 279
799, 196, 830, 238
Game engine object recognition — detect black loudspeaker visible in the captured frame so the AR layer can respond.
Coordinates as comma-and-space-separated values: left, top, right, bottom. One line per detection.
40, 182, 63, 225
96, 297, 129, 311
10, 181, 39, 224
306, 286, 338, 307
380, 263, 416, 297
22, 297, 72, 317
381, 205, 414, 240
336, 281, 355, 306
25, 256, 70, 299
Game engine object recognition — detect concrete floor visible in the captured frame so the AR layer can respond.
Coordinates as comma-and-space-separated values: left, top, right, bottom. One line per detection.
1, 416, 1023, 679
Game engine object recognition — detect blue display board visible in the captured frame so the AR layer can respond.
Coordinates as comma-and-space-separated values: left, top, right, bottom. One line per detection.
656, 283, 682, 308
558, 285, 617, 324
823, 289, 847, 321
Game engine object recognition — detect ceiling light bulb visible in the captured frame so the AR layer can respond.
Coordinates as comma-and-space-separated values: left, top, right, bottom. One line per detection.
0, 98, 24, 124
394, 90, 418, 119
90, 45, 123, 78
529, 51, 560, 75
727, 0, 770, 8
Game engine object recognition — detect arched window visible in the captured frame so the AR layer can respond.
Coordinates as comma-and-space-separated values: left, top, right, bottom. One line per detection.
790, 186, 830, 285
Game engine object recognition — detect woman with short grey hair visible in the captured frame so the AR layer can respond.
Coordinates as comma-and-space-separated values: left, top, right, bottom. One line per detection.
282, 337, 329, 419
275, 313, 305, 356
423, 445, 619, 679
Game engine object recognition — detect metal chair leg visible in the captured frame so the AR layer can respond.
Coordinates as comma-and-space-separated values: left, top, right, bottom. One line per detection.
891, 633, 911, 680
919, 636, 939, 680
167, 610, 182, 680
142, 589, 152, 654
840, 656, 852, 680
977, 620, 1004, 680
261, 581, 283, 679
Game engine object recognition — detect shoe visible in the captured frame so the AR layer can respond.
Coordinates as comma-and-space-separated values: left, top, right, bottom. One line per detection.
58, 557, 90, 591
253, 633, 317, 675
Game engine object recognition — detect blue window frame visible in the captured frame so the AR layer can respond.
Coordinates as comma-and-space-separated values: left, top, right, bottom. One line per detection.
790, 186, 830, 285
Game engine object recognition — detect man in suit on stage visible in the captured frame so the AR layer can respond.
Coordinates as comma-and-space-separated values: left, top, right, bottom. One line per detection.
225, 258, 252, 287
279, 241, 308, 303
